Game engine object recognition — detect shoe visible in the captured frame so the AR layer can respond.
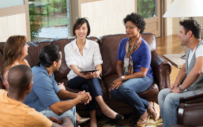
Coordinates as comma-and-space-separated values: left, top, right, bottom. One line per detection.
137, 111, 149, 127
115, 113, 124, 120
148, 102, 160, 121
77, 117, 90, 124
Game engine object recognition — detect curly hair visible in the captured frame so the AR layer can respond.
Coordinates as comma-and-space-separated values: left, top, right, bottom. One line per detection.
180, 19, 201, 39
124, 13, 146, 33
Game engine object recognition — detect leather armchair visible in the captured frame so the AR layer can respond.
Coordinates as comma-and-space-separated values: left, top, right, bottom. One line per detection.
172, 93, 203, 127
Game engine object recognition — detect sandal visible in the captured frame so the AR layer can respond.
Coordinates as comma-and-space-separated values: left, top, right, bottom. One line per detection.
77, 117, 90, 124
148, 102, 160, 121
137, 111, 149, 127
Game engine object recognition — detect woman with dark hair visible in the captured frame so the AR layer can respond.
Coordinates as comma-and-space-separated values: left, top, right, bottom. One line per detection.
2, 35, 29, 90
64, 18, 124, 127
110, 13, 160, 126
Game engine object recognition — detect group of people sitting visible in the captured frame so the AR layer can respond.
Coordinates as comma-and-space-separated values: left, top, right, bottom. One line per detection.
0, 12, 203, 127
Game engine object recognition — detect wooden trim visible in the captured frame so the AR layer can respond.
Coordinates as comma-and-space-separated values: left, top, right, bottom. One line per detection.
78, 0, 102, 4
70, 0, 79, 36
0, 0, 31, 41
0, 5, 25, 17
161, 0, 165, 37
24, 0, 31, 41
157, 0, 161, 37
135, 0, 137, 13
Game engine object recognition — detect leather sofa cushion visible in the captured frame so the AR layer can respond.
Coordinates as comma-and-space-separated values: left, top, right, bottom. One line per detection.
0, 43, 4, 54
100, 34, 127, 78
26, 41, 52, 67
0, 51, 4, 89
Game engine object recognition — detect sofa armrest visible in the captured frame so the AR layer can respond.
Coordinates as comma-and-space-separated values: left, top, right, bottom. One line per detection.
177, 93, 203, 126
180, 93, 203, 104
151, 51, 172, 90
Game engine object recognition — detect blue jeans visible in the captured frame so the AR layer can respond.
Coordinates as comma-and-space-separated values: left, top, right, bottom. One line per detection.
158, 88, 196, 127
40, 106, 76, 127
111, 76, 154, 115
68, 76, 103, 111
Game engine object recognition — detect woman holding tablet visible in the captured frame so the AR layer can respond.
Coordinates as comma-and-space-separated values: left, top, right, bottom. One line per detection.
64, 18, 124, 127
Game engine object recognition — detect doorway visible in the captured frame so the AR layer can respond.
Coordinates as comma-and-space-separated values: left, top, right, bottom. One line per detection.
136, 0, 161, 37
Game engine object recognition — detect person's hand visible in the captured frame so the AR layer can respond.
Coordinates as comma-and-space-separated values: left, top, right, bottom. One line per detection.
109, 78, 123, 91
78, 91, 92, 105
170, 86, 181, 93
170, 82, 179, 92
85, 92, 92, 104
78, 90, 85, 95
92, 71, 100, 78
58, 82, 66, 90
48, 116, 59, 123
77, 91, 90, 104
81, 72, 94, 79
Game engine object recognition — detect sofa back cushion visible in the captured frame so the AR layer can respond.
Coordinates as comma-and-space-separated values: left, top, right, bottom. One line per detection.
26, 40, 52, 67
0, 50, 4, 89
100, 33, 157, 78
0, 43, 4, 54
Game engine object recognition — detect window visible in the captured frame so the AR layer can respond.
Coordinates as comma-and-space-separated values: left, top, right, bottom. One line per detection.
29, 0, 71, 41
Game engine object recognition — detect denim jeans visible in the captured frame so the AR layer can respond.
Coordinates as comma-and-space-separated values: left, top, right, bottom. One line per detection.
111, 76, 154, 115
68, 76, 103, 111
158, 88, 196, 127
40, 106, 76, 127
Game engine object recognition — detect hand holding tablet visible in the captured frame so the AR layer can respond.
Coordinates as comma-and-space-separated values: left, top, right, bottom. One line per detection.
80, 69, 99, 73
80, 69, 101, 79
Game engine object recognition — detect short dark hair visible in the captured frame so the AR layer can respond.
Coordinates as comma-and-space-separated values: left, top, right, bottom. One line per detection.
124, 13, 146, 33
73, 18, 90, 37
37, 44, 61, 67
179, 19, 201, 39
8, 65, 32, 90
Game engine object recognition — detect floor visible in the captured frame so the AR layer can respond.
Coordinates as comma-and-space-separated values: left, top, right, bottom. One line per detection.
81, 115, 163, 127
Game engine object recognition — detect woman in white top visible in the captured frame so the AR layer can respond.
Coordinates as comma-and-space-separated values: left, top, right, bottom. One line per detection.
64, 18, 124, 127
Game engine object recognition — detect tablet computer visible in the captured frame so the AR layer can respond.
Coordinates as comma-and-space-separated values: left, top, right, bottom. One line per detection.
80, 69, 99, 73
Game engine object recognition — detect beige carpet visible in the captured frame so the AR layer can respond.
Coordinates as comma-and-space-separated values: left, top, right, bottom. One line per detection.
80, 115, 163, 127
163, 54, 185, 68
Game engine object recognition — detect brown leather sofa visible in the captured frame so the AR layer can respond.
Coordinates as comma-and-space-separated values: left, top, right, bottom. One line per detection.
171, 93, 203, 127
0, 33, 172, 116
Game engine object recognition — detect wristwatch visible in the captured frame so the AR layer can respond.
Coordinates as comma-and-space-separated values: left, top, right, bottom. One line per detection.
178, 85, 187, 92
121, 76, 125, 81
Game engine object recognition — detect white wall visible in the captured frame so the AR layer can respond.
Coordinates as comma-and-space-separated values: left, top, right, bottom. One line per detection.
0, 13, 27, 42
80, 0, 135, 37
0, 0, 30, 42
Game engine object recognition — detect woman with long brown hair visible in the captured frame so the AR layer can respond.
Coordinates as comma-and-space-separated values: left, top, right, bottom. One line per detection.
2, 35, 29, 90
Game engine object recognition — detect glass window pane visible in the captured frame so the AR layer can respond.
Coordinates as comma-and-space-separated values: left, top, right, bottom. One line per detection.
29, 0, 71, 41
0, 0, 24, 8
137, 0, 157, 19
